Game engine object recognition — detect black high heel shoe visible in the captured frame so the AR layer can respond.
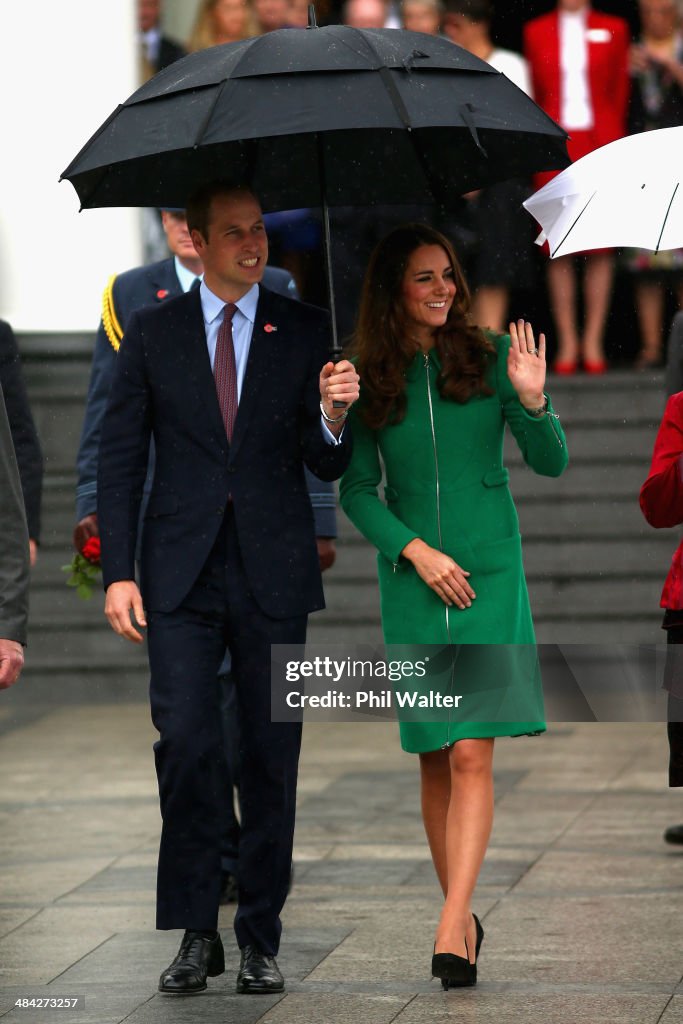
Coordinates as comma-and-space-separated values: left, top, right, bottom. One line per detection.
431, 914, 485, 990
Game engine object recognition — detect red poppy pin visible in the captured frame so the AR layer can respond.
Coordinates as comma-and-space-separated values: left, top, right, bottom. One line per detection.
264, 322, 277, 333
156, 289, 169, 300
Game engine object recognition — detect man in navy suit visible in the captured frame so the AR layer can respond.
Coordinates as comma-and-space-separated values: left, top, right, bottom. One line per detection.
98, 183, 359, 997
74, 208, 338, 908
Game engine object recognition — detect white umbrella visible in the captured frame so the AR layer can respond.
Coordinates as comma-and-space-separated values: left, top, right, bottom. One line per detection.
523, 126, 683, 258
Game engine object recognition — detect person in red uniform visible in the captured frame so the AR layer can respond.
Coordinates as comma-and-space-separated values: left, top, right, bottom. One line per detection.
524, 0, 630, 373
640, 392, 683, 842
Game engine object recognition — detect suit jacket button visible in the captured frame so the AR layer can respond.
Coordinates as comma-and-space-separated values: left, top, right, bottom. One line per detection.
217, 506, 224, 515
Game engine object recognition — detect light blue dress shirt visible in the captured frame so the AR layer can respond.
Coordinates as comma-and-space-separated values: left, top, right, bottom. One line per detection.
174, 257, 201, 294
199, 280, 342, 443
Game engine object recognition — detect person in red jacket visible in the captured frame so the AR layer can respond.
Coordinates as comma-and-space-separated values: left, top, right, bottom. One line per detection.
640, 391, 683, 841
524, 0, 630, 373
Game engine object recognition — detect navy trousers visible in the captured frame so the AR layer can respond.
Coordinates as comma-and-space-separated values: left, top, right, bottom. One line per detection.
147, 507, 305, 954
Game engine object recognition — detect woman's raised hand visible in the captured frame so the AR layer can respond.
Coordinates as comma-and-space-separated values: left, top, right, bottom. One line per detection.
401, 539, 475, 609
507, 320, 546, 409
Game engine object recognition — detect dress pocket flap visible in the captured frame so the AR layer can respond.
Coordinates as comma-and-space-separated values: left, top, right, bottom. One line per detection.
482, 468, 509, 487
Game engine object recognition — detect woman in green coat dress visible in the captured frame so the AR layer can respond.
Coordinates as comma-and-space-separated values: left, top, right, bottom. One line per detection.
339, 224, 568, 988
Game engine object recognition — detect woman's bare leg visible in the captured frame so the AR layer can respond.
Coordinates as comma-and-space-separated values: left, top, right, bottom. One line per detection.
471, 286, 509, 334
582, 252, 614, 364
419, 748, 451, 896
421, 738, 495, 961
547, 256, 579, 365
635, 279, 664, 364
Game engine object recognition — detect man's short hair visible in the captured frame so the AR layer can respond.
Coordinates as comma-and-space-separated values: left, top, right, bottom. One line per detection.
443, 0, 493, 22
186, 182, 256, 239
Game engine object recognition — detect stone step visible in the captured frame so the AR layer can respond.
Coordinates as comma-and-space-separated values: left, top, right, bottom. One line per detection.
307, 615, 665, 646
30, 530, 679, 622
336, 500, 669, 542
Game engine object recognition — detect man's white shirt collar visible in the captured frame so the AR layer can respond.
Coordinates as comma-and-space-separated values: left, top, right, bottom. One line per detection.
200, 281, 259, 325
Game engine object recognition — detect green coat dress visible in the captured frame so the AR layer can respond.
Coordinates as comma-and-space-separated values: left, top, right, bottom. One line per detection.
339, 335, 569, 753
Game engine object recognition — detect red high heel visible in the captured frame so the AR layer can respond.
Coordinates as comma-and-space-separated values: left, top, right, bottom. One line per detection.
552, 360, 578, 375
583, 358, 607, 375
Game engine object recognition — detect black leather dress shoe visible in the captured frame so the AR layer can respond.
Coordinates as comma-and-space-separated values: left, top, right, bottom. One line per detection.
236, 945, 285, 993
158, 931, 225, 994
664, 824, 683, 845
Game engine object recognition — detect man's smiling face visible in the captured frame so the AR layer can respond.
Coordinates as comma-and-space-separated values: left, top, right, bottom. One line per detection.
191, 190, 268, 301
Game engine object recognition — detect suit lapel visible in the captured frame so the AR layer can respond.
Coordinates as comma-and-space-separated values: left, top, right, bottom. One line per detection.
229, 288, 279, 461
150, 258, 182, 302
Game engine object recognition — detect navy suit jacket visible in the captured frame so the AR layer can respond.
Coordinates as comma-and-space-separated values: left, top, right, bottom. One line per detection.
76, 258, 336, 536
97, 286, 351, 617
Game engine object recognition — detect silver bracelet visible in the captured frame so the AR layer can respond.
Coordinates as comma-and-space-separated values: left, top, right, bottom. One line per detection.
320, 401, 348, 424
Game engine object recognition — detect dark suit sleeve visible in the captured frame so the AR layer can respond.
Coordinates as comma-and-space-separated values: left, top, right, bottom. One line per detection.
0, 384, 29, 644
97, 312, 152, 587
76, 322, 118, 521
0, 322, 43, 542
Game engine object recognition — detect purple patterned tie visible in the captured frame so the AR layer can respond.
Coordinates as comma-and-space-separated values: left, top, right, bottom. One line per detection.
214, 302, 238, 440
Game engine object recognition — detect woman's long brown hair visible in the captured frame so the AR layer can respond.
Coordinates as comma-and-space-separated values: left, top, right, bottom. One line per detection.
347, 223, 496, 430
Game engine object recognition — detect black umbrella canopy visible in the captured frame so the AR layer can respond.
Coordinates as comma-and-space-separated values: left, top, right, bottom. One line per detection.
61, 24, 569, 212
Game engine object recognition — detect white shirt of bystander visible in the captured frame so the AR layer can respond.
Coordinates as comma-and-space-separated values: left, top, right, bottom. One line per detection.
559, 8, 594, 130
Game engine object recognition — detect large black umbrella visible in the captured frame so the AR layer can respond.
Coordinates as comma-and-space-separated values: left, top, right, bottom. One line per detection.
61, 12, 569, 351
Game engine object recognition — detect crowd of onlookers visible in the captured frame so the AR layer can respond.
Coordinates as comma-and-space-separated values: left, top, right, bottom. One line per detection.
140, 0, 683, 372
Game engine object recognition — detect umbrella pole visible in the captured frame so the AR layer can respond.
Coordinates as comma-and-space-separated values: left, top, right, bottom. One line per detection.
321, 193, 341, 359
316, 132, 346, 407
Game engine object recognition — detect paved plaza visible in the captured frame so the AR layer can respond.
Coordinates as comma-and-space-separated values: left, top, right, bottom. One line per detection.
1, 698, 683, 1024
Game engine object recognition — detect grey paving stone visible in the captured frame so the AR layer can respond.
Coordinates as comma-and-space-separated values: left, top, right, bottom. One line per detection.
513, 848, 683, 896
256, 993, 411, 1023
123, 991, 285, 1024
392, 992, 670, 1024
479, 893, 682, 986
0, 983, 154, 1024
661, 995, 683, 1022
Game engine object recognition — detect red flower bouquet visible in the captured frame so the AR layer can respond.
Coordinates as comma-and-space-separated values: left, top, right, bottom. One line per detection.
62, 536, 102, 600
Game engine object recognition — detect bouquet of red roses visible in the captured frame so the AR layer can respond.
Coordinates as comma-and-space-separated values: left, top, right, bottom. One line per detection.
62, 537, 102, 600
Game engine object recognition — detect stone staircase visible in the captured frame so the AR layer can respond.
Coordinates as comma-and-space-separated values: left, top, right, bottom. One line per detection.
16, 341, 677, 701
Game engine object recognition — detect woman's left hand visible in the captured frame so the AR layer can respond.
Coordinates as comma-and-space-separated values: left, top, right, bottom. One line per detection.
507, 320, 546, 408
